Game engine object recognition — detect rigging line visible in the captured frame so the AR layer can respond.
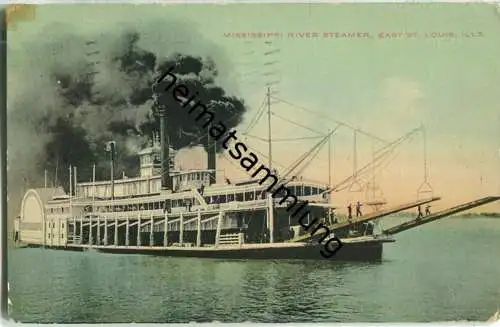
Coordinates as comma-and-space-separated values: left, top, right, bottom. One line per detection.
281, 135, 328, 178
339, 143, 398, 191
330, 132, 335, 188
372, 145, 402, 179
283, 125, 340, 177
270, 95, 390, 145
243, 134, 323, 142
338, 137, 402, 192
365, 145, 400, 179
279, 128, 337, 183
243, 97, 265, 134
241, 137, 288, 170
232, 134, 331, 199
345, 130, 417, 190
244, 95, 267, 134
360, 148, 402, 196
271, 111, 325, 136
281, 137, 330, 188
291, 139, 326, 178
324, 127, 421, 194
246, 99, 267, 133
243, 134, 268, 142
353, 130, 358, 177
251, 138, 333, 201
247, 144, 288, 170
271, 136, 324, 142
422, 124, 429, 183
302, 177, 330, 186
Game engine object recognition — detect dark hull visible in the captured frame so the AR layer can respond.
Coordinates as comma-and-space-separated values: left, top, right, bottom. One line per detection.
21, 239, 391, 261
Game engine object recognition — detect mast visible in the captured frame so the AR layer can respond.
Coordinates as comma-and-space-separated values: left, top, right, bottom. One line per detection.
0, 18, 7, 313
371, 141, 376, 199
267, 87, 272, 170
267, 87, 274, 243
328, 130, 332, 189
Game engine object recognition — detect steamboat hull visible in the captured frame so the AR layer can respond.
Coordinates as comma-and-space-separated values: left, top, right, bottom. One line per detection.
21, 238, 392, 261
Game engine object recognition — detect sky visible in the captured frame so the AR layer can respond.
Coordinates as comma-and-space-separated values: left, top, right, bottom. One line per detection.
7, 3, 500, 213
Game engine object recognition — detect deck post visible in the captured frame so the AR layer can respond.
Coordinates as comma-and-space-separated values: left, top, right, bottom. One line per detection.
163, 212, 168, 247
268, 194, 274, 243
73, 216, 76, 244
97, 216, 101, 246
103, 218, 108, 245
125, 216, 130, 246
89, 215, 93, 247
179, 213, 184, 245
79, 215, 83, 245
196, 210, 201, 247
215, 210, 223, 247
137, 214, 141, 246
149, 212, 154, 247
114, 217, 118, 246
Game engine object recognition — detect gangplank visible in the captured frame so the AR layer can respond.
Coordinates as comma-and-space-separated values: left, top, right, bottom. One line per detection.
382, 196, 500, 236
288, 196, 441, 242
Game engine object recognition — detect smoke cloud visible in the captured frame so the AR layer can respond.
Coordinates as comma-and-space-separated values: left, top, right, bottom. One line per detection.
7, 20, 247, 221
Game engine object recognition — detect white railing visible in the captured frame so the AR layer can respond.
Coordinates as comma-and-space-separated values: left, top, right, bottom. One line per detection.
218, 232, 244, 245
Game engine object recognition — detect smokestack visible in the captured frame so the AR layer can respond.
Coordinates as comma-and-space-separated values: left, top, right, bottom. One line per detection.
69, 165, 73, 196
106, 141, 116, 200
73, 166, 77, 197
159, 108, 173, 191
207, 132, 216, 185
110, 142, 115, 200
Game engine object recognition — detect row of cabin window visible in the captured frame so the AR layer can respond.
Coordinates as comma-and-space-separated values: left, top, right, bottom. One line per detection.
48, 207, 70, 214
79, 183, 161, 198
140, 156, 175, 166
179, 172, 209, 182
47, 221, 65, 228
47, 233, 64, 239
86, 185, 325, 213
204, 185, 325, 204
75, 169, 207, 199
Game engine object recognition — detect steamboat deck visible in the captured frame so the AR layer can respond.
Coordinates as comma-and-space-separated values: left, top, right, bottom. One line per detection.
25, 236, 394, 261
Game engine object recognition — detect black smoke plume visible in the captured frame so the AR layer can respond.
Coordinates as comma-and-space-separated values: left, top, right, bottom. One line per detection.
8, 28, 247, 200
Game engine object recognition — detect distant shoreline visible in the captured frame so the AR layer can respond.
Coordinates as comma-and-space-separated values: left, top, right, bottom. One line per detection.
451, 212, 500, 219
390, 212, 500, 218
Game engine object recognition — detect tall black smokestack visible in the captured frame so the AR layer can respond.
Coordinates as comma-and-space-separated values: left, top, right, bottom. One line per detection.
159, 107, 173, 191
207, 129, 216, 184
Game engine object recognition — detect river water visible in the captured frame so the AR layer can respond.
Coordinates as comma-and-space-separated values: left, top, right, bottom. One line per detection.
7, 217, 500, 323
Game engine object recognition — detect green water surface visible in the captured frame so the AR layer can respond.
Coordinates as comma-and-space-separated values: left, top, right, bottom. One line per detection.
7, 217, 500, 323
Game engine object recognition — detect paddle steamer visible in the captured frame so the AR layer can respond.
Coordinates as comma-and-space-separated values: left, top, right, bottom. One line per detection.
18, 89, 497, 260
15, 85, 398, 261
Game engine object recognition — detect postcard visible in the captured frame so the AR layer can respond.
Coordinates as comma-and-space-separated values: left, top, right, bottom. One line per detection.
6, 2, 500, 323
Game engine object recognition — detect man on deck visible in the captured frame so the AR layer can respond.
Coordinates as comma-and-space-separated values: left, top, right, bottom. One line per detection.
425, 205, 431, 216
356, 201, 363, 217
417, 205, 424, 220
331, 208, 338, 224
347, 203, 353, 220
